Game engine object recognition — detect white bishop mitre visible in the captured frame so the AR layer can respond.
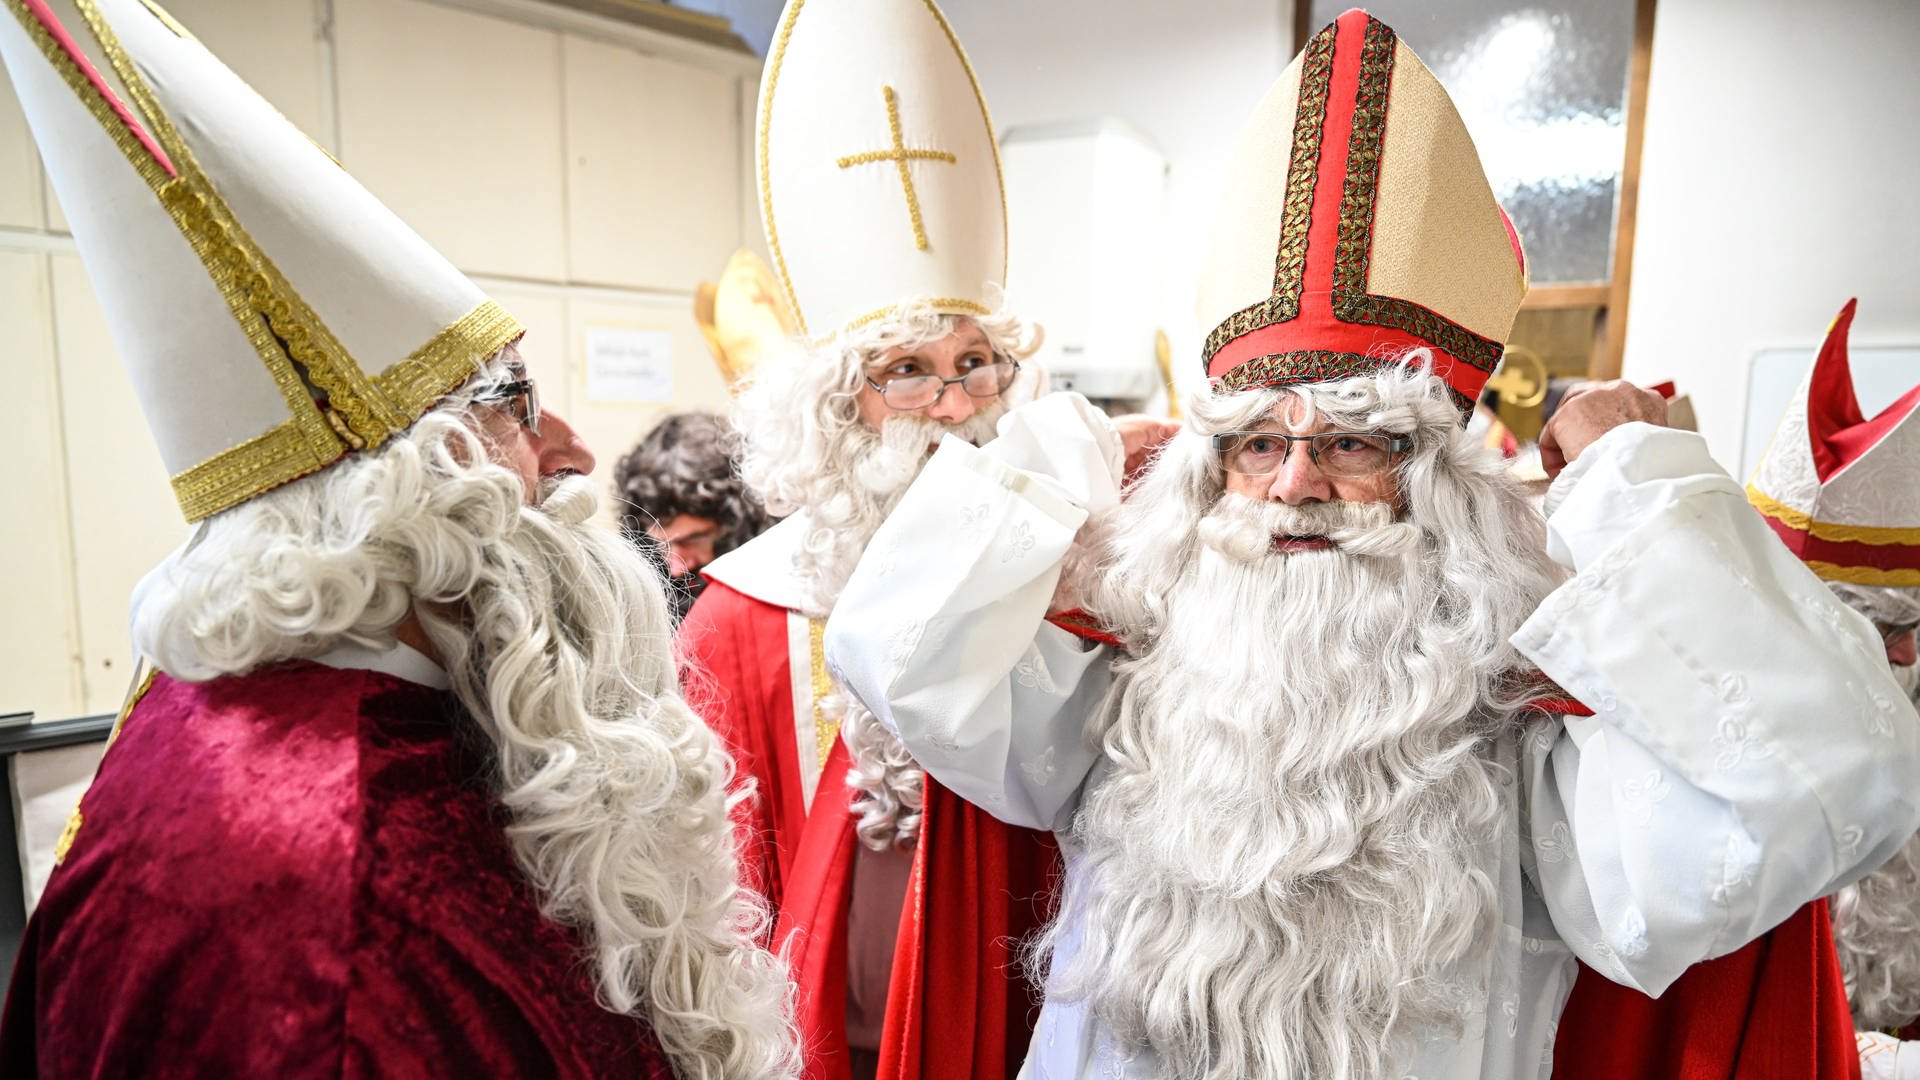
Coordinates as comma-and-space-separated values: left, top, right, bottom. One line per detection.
0, 0, 522, 521
757, 0, 1006, 339
1747, 299, 1920, 587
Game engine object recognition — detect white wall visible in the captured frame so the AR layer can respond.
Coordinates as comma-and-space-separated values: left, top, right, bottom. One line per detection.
1622, 0, 1920, 469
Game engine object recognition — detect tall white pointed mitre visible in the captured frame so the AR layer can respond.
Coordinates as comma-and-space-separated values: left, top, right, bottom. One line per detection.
0, 0, 522, 521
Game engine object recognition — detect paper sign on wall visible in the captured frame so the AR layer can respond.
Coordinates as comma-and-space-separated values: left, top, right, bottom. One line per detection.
585, 326, 673, 403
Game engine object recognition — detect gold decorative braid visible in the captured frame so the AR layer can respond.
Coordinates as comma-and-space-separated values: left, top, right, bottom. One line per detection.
918, 0, 1007, 278
26, 1, 514, 520
838, 297, 992, 336
836, 85, 958, 252
756, 0, 1007, 337
1199, 22, 1336, 373
1328, 16, 1503, 377
1804, 561, 1920, 588
137, 0, 196, 42
1746, 486, 1920, 547
52, 667, 158, 867
807, 617, 839, 769
1219, 348, 1474, 415
757, 0, 809, 335
166, 302, 519, 520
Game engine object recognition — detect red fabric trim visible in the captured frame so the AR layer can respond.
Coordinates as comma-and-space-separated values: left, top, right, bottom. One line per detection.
677, 581, 805, 908
19, 0, 176, 175
1045, 608, 1125, 650
1524, 696, 1595, 717
774, 741, 861, 1080
1758, 513, 1920, 572
1808, 299, 1920, 483
878, 778, 1060, 1080
1553, 899, 1860, 1079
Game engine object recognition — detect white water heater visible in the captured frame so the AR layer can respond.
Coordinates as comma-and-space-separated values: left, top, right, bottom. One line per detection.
1002, 119, 1168, 407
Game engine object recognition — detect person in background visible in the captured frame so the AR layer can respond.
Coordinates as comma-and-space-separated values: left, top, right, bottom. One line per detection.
614, 411, 772, 623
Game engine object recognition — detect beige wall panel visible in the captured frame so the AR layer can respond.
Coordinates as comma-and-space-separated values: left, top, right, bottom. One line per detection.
50, 255, 189, 714
156, 0, 331, 143
738, 74, 771, 267
564, 37, 740, 290
566, 291, 731, 525
333, 0, 567, 281
0, 251, 83, 721
0, 62, 42, 230
484, 285, 572, 418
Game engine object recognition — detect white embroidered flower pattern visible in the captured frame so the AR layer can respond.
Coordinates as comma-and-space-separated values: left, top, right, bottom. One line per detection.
1616, 905, 1649, 958
1713, 672, 1749, 706
1620, 769, 1671, 827
1837, 824, 1866, 861
1711, 830, 1761, 902
1021, 745, 1059, 787
1868, 692, 1899, 738
959, 502, 992, 540
1015, 647, 1059, 694
1535, 820, 1573, 864
1712, 712, 1772, 772
885, 621, 920, 668
1502, 998, 1520, 1037
1002, 518, 1036, 563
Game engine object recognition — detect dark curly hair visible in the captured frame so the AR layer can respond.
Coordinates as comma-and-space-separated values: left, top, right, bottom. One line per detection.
612, 411, 772, 559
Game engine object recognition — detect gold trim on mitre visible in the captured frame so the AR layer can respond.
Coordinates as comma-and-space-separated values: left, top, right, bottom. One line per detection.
7, 0, 521, 521
757, 0, 1007, 338
1746, 486, 1920, 547
1802, 561, 1920, 588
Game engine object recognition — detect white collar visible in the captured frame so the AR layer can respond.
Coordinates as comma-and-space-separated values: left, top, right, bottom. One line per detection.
310, 640, 451, 690
702, 513, 820, 616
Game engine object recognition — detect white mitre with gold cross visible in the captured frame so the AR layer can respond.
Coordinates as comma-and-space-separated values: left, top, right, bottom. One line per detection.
0, 0, 522, 522
757, 0, 1006, 339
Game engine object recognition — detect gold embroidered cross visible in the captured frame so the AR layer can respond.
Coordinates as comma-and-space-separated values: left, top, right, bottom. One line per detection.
835, 85, 957, 251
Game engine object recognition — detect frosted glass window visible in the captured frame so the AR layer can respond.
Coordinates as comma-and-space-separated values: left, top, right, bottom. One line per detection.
1309, 0, 1634, 284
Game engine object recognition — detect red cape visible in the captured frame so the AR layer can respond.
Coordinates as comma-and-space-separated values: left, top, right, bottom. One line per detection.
681, 581, 1060, 1080
1, 664, 673, 1078
1553, 898, 1859, 1078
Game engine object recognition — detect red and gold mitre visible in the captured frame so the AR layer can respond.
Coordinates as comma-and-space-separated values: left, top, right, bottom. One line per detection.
1196, 8, 1527, 414
1747, 300, 1920, 586
0, 0, 523, 522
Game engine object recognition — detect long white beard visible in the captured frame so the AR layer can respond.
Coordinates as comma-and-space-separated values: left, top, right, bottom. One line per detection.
807, 408, 1002, 850
428, 477, 798, 1080
1051, 496, 1541, 1079
1833, 830, 1920, 1030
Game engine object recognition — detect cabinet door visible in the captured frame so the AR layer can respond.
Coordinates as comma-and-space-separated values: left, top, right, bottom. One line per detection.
50, 255, 188, 715
564, 35, 742, 291
334, 0, 568, 282
0, 251, 83, 720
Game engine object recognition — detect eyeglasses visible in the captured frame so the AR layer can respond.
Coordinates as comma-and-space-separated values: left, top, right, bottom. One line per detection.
864, 359, 1019, 411
1210, 429, 1412, 479
474, 378, 540, 437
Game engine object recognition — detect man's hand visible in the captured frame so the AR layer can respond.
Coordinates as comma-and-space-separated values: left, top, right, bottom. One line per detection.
1538, 381, 1669, 478
1111, 415, 1182, 486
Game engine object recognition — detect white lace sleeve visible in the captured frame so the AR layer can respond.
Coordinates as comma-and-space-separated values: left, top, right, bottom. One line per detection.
1515, 423, 1920, 997
826, 394, 1124, 831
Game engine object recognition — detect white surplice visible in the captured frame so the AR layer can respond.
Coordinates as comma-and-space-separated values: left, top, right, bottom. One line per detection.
823, 393, 1920, 1080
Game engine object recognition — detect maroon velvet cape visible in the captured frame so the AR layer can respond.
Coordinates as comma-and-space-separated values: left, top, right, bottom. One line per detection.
680, 581, 1058, 1080
1, 663, 674, 1079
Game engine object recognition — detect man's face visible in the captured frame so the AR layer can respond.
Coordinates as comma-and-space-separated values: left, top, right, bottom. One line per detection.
852, 323, 1007, 435
647, 514, 722, 577
1882, 623, 1918, 671
1218, 401, 1402, 527
471, 372, 596, 502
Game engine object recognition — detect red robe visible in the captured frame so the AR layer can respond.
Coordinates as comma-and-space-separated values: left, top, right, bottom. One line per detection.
681, 579, 1058, 1080
1544, 690, 1861, 1079
0, 662, 674, 1079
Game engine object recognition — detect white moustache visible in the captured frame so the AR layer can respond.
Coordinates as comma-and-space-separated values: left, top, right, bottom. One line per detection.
1197, 494, 1421, 563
